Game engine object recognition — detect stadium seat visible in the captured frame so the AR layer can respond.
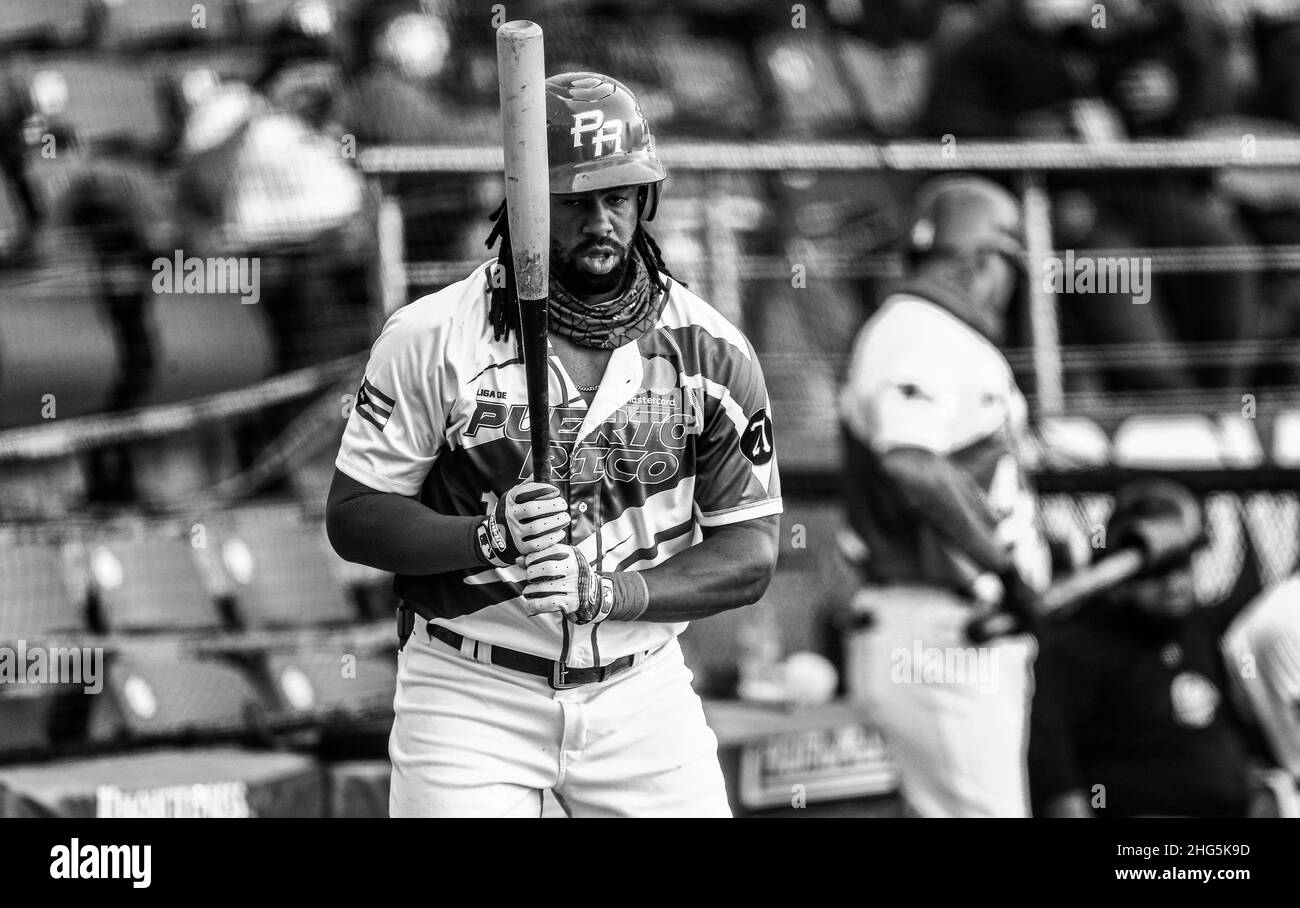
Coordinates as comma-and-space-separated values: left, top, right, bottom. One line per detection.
0, 265, 122, 429
1215, 413, 1264, 467
260, 649, 396, 726
0, 543, 83, 640
0, 542, 87, 758
0, 687, 57, 758
85, 536, 222, 633
209, 508, 396, 726
0, 0, 93, 48
96, 0, 236, 48
129, 427, 241, 507
0, 168, 29, 263
1273, 410, 1300, 466
325, 760, 390, 818
216, 510, 357, 628
138, 290, 275, 407
8, 54, 176, 156
1113, 415, 1223, 468
86, 652, 264, 742
23, 154, 177, 252
1037, 416, 1113, 467
0, 457, 92, 520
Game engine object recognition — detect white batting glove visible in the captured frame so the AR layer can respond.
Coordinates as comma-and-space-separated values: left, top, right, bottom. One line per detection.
476, 482, 570, 567
522, 544, 613, 624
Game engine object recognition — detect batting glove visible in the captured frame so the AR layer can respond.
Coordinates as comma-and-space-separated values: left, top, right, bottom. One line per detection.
476, 482, 570, 568
521, 545, 614, 624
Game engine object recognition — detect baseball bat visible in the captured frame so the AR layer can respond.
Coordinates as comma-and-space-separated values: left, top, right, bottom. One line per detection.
497, 20, 551, 483
964, 547, 1145, 643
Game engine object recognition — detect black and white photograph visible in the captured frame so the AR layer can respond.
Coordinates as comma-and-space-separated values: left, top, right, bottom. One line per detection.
0, 0, 1297, 878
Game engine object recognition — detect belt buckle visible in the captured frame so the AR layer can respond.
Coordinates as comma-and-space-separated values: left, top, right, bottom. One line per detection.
549, 659, 583, 691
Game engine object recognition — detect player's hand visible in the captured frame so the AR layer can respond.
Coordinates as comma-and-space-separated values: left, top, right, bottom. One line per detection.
998, 566, 1042, 632
476, 482, 570, 567
965, 566, 1042, 643
521, 544, 612, 624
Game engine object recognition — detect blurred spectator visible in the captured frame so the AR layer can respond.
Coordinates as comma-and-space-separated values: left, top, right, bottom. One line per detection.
1253, 0, 1300, 125
176, 78, 365, 251
255, 0, 351, 134
174, 75, 374, 371
336, 0, 498, 266
338, 0, 497, 144
927, 0, 1262, 393
1029, 479, 1255, 817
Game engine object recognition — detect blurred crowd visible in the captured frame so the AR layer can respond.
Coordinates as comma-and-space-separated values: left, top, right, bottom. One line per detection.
3, 0, 1300, 459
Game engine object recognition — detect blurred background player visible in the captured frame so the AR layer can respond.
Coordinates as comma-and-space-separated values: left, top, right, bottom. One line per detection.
1222, 572, 1300, 812
838, 175, 1051, 818
1028, 479, 1256, 818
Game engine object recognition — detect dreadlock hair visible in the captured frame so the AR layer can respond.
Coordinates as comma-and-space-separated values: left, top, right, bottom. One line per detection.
485, 198, 681, 352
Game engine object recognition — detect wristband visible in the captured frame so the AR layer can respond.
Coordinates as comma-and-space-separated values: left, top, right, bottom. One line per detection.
474, 514, 513, 568
606, 571, 649, 622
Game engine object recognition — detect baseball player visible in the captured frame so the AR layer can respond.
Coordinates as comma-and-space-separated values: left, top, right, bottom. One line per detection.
838, 176, 1050, 817
326, 72, 782, 817
1222, 574, 1300, 783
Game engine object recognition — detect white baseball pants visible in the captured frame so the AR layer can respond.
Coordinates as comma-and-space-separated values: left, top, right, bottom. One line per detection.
389, 624, 731, 818
845, 585, 1036, 818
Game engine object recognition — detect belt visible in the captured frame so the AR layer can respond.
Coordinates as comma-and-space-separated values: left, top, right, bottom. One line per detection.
425, 622, 643, 690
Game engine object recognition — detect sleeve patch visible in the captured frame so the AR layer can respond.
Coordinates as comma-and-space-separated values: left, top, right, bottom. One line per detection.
740, 408, 774, 465
354, 378, 396, 431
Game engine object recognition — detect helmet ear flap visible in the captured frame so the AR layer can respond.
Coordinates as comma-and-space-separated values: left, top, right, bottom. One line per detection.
639, 182, 661, 221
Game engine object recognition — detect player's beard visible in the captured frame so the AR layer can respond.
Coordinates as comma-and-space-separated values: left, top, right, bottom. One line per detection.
551, 237, 632, 300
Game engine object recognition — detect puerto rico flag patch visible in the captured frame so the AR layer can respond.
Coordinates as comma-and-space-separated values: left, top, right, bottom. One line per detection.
354, 378, 395, 431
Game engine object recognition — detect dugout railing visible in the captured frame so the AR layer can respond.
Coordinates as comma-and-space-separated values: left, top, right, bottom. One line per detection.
362, 137, 1300, 423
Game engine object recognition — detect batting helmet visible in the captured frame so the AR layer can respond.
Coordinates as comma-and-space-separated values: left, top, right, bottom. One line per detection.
906, 175, 1023, 263
545, 72, 666, 220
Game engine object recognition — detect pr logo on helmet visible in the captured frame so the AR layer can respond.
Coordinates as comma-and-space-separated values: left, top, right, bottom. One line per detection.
571, 110, 624, 157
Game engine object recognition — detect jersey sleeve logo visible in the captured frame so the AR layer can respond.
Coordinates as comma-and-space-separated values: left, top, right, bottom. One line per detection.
740, 408, 774, 465
354, 378, 396, 431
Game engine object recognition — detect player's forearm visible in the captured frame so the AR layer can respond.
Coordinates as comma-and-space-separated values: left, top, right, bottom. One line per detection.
618, 515, 780, 622
325, 469, 483, 574
879, 446, 1010, 573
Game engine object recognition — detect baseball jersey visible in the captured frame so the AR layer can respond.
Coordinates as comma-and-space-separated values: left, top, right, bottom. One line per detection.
1222, 576, 1300, 776
839, 292, 1048, 591
336, 260, 782, 667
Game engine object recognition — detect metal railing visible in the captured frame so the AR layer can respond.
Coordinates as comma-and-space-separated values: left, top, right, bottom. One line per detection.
363, 137, 1300, 419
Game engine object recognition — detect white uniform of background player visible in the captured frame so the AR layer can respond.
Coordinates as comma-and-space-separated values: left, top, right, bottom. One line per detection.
1223, 575, 1300, 782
